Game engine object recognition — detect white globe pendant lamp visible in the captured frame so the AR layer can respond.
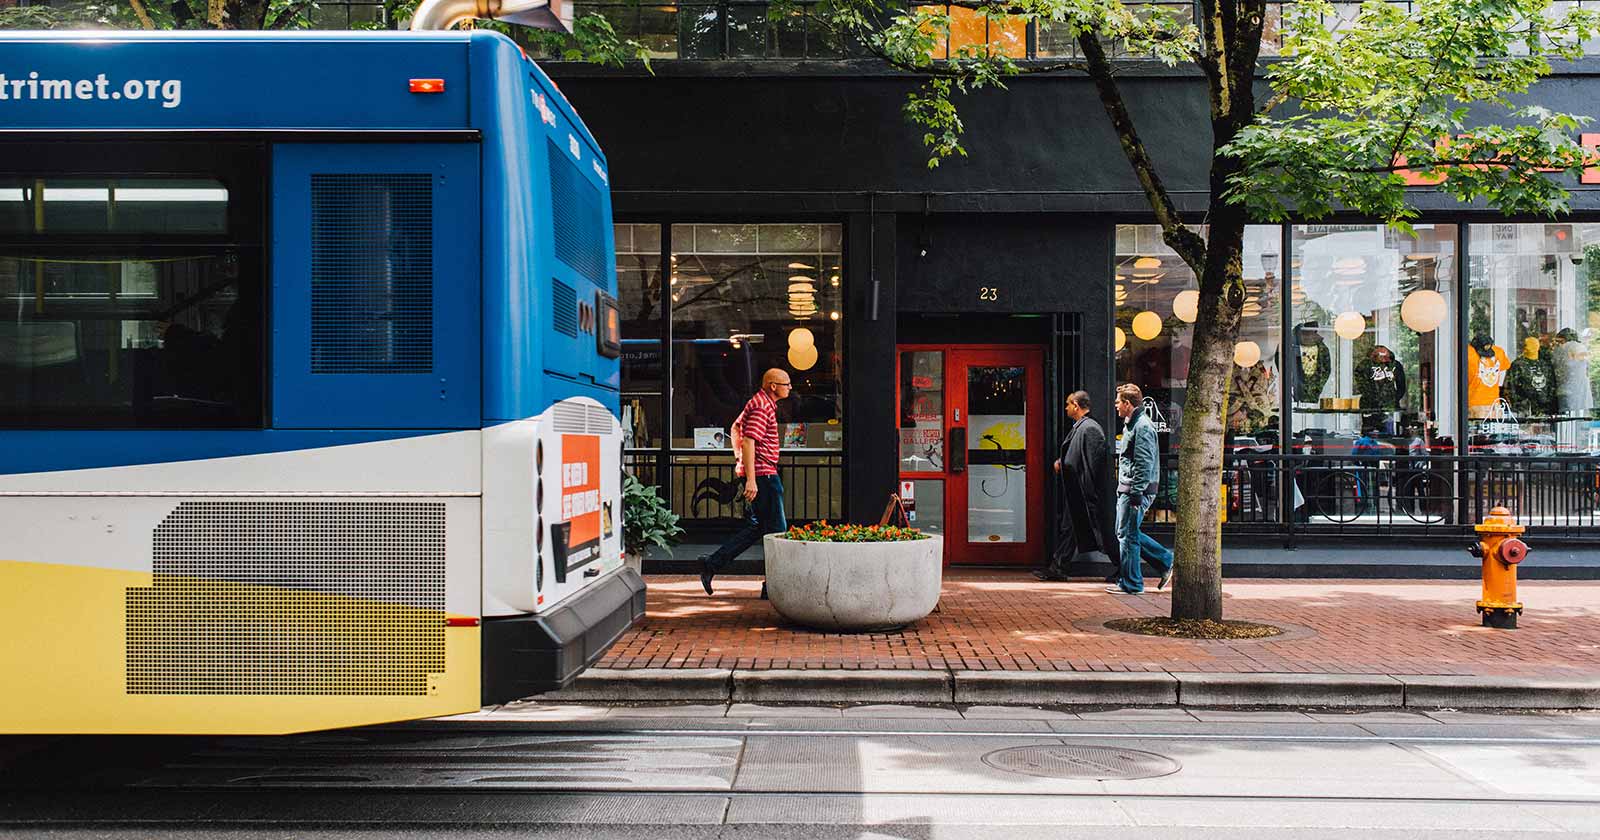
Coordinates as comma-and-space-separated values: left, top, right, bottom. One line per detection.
1334, 311, 1366, 341
1172, 289, 1199, 323
788, 343, 818, 371
1400, 289, 1447, 333
1233, 340, 1262, 368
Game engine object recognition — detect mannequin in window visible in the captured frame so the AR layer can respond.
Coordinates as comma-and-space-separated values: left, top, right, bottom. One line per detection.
1466, 334, 1511, 419
1506, 336, 1557, 418
1554, 328, 1594, 417
1291, 321, 1331, 404
1228, 357, 1276, 436
1355, 344, 1406, 434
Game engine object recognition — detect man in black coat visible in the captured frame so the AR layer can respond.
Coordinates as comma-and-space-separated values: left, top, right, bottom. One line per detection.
1036, 390, 1109, 581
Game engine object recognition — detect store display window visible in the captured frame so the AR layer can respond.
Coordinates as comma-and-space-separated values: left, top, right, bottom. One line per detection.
1467, 223, 1600, 455
1114, 224, 1284, 453
1288, 225, 1459, 458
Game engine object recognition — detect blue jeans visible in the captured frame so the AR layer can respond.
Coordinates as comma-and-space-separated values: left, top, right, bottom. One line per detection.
1115, 491, 1172, 593
706, 474, 787, 573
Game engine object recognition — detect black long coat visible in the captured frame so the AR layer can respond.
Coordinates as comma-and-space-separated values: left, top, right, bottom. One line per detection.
1057, 415, 1108, 561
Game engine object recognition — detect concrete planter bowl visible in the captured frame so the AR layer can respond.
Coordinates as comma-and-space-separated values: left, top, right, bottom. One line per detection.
762, 534, 944, 632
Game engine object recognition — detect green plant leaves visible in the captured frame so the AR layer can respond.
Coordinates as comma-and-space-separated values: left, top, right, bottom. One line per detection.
622, 472, 684, 557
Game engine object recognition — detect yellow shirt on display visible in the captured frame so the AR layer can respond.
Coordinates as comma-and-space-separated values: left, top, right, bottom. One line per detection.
1467, 344, 1511, 408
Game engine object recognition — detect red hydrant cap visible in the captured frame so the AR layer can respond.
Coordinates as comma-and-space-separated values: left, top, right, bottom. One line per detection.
1500, 538, 1529, 565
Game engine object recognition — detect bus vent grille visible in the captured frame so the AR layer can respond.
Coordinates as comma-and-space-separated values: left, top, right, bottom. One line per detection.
547, 138, 608, 287
549, 401, 615, 435
552, 280, 578, 337
587, 403, 615, 434
551, 401, 588, 434
126, 500, 446, 696
310, 174, 434, 374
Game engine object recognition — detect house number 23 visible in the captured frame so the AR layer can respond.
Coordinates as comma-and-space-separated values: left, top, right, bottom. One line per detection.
978, 287, 998, 301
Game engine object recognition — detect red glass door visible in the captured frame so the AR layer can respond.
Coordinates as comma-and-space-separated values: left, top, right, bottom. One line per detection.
896, 345, 1045, 566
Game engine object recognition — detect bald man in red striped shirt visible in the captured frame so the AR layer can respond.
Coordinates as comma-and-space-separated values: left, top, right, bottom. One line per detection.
701, 368, 792, 596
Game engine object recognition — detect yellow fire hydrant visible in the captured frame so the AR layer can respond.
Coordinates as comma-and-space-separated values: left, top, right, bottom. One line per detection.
1469, 506, 1530, 629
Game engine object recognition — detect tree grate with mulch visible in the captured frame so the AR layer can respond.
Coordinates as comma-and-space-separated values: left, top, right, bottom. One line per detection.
1105, 617, 1284, 640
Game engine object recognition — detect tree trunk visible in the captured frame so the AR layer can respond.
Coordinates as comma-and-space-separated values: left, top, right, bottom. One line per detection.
1171, 219, 1245, 620
1166, 0, 1265, 621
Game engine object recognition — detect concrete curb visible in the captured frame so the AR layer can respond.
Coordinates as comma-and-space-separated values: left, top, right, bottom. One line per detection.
540, 669, 733, 702
1173, 672, 1404, 708
536, 668, 1600, 709
1398, 675, 1600, 709
954, 671, 1178, 706
733, 670, 953, 703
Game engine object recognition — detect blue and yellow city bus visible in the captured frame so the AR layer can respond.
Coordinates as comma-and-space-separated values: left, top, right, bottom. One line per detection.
0, 30, 643, 734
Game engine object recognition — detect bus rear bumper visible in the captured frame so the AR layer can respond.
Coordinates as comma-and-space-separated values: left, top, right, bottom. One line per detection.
480, 568, 646, 705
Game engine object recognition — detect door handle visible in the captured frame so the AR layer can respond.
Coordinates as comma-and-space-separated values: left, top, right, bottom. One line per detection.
949, 427, 967, 473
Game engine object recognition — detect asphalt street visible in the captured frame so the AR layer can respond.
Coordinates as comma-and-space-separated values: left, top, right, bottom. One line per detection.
3, 707, 1600, 839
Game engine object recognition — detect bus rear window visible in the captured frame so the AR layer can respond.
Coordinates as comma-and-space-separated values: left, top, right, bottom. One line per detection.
0, 251, 261, 429
0, 178, 229, 235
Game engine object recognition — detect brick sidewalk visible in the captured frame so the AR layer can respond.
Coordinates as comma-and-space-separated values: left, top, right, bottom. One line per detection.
598, 572, 1600, 678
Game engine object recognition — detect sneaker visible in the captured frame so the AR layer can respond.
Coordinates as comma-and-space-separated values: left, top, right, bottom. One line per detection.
1032, 569, 1063, 582
698, 556, 715, 595
1104, 584, 1138, 595
1158, 569, 1173, 591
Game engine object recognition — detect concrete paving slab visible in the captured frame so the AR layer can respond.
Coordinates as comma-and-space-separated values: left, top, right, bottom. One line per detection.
840, 704, 963, 719
1305, 711, 1439, 724
960, 706, 1081, 720
553, 718, 752, 732
724, 793, 1135, 826
1125, 798, 1566, 831
1188, 709, 1317, 723
459, 703, 615, 721
733, 669, 953, 703
954, 670, 1178, 706
1176, 672, 1404, 707
1077, 707, 1199, 721
733, 734, 1089, 794
727, 704, 844, 718
1523, 801, 1600, 832
941, 718, 1059, 733
603, 704, 729, 718
1423, 709, 1600, 724
539, 669, 733, 702
1400, 674, 1600, 709
1065, 720, 1373, 738
1353, 722, 1600, 741
1094, 738, 1483, 801
742, 717, 983, 733
1412, 742, 1600, 798
1045, 720, 1143, 734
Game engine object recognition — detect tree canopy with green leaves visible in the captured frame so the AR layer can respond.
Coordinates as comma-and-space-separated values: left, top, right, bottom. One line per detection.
824, 0, 1600, 620
0, 0, 321, 30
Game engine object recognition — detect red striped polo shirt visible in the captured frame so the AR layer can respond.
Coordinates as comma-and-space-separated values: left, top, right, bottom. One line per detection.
739, 390, 781, 477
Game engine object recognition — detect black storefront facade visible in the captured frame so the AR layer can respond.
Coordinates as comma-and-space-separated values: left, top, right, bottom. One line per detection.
543, 59, 1600, 570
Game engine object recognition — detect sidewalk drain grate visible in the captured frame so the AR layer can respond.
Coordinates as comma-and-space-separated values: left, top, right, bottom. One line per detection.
981, 746, 1181, 780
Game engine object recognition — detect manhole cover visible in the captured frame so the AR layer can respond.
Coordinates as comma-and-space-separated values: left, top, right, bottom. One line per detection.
981, 746, 1181, 780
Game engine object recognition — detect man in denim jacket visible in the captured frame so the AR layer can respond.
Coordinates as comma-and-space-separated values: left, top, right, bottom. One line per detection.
1107, 384, 1173, 595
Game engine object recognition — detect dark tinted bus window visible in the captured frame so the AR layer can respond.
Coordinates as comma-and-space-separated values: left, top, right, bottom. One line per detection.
0, 251, 262, 428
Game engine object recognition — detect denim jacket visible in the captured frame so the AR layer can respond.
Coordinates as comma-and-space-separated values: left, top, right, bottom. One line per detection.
1117, 407, 1159, 496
